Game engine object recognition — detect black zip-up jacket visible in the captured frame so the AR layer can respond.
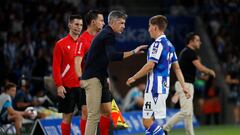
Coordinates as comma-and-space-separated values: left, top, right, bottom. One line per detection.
82, 25, 123, 80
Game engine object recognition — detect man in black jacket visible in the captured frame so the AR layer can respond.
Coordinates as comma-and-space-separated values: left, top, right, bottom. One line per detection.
80, 10, 146, 135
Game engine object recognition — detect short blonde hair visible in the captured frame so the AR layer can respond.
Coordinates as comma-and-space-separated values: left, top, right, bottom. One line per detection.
149, 15, 168, 31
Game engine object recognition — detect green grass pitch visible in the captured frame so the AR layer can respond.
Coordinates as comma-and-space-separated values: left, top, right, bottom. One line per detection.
170, 125, 240, 135
135, 125, 240, 135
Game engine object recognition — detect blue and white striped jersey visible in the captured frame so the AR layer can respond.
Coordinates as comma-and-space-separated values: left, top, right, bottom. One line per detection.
146, 35, 178, 94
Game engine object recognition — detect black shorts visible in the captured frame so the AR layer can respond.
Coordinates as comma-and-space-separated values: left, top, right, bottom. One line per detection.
100, 78, 113, 103
57, 87, 83, 113
80, 78, 112, 105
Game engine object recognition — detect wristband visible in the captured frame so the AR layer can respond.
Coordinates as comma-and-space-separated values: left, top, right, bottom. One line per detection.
132, 50, 136, 54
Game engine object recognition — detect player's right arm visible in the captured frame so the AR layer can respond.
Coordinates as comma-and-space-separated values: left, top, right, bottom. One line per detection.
192, 59, 215, 78
52, 42, 66, 98
126, 61, 155, 86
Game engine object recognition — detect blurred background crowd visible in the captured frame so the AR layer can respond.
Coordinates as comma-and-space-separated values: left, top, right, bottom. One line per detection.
0, 0, 239, 126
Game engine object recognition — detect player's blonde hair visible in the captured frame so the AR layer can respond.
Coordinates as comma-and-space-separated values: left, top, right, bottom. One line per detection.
149, 15, 168, 31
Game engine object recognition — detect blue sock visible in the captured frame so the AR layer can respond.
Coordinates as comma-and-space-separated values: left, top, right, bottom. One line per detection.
146, 122, 165, 135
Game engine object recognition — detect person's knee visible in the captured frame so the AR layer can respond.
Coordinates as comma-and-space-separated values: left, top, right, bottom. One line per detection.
101, 108, 111, 117
87, 108, 100, 120
100, 103, 111, 117
12, 113, 23, 128
101, 109, 111, 118
81, 106, 88, 120
62, 113, 73, 124
87, 113, 100, 123
180, 110, 192, 117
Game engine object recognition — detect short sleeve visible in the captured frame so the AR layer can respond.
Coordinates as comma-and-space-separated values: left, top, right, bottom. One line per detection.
3, 100, 12, 108
171, 52, 178, 63
149, 41, 163, 63
189, 50, 198, 62
170, 46, 178, 63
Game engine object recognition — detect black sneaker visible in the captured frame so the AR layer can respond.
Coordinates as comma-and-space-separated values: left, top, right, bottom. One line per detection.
161, 126, 168, 135
163, 130, 168, 135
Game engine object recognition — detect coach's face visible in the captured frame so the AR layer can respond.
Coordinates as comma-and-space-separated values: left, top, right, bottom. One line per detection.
69, 19, 83, 36
113, 18, 126, 34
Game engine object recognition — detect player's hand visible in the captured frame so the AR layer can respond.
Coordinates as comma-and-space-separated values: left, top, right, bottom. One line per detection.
57, 86, 66, 99
183, 87, 191, 99
126, 77, 136, 86
134, 45, 148, 54
209, 69, 216, 78
182, 84, 191, 99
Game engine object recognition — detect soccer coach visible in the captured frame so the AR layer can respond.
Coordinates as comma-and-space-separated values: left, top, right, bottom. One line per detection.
80, 10, 147, 135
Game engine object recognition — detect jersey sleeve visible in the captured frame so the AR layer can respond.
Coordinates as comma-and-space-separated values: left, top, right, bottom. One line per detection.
171, 47, 178, 63
148, 41, 163, 63
189, 50, 198, 62
52, 42, 63, 87
3, 100, 12, 108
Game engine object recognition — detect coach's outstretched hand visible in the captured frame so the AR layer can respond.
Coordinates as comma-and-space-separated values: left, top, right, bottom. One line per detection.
133, 45, 148, 54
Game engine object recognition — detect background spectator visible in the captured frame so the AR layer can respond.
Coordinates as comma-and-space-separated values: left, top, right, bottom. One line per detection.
122, 83, 145, 112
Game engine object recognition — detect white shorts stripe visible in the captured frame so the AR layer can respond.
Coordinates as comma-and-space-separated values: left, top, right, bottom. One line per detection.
147, 72, 153, 93
157, 76, 162, 93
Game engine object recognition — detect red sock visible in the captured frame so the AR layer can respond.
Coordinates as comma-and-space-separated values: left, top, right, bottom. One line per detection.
80, 119, 87, 135
99, 116, 110, 135
61, 122, 71, 135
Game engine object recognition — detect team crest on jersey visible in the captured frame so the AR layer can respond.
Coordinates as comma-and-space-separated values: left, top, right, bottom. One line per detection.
152, 47, 158, 54
163, 81, 169, 88
152, 42, 159, 54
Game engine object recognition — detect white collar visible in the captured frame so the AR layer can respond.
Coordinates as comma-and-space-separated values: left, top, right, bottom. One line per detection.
156, 34, 166, 41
